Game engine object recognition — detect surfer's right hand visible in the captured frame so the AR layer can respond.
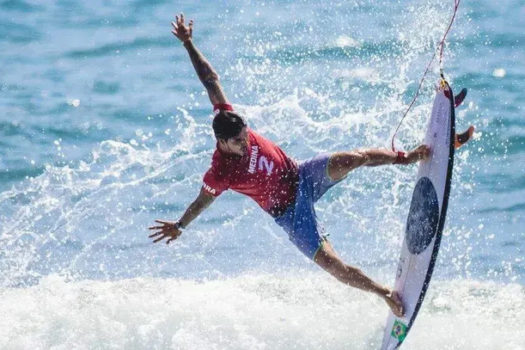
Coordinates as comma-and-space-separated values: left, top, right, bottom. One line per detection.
148, 220, 182, 245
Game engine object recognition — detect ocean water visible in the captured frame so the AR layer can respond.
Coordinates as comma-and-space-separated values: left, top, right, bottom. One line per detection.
0, 0, 523, 349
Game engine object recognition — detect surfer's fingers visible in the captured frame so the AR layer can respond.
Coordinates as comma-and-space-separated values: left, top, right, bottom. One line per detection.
153, 234, 167, 243
148, 231, 163, 238
148, 225, 164, 230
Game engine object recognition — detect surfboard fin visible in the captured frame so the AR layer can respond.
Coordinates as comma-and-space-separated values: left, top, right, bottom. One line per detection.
454, 88, 467, 108
454, 125, 475, 149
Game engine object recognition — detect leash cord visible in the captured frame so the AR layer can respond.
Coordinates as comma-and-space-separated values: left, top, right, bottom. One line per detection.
391, 0, 461, 151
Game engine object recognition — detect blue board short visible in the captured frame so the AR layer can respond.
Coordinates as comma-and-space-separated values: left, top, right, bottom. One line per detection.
274, 153, 344, 260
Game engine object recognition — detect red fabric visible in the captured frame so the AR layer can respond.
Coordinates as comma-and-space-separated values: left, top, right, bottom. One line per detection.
202, 129, 298, 215
213, 103, 234, 115
393, 151, 406, 164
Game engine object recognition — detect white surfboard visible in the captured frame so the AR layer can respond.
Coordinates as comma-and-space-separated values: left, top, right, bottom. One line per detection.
381, 80, 457, 349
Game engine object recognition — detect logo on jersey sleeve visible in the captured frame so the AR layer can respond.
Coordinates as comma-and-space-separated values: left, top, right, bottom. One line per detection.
203, 183, 217, 195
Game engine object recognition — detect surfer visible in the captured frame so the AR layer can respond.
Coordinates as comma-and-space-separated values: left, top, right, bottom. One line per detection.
149, 14, 435, 317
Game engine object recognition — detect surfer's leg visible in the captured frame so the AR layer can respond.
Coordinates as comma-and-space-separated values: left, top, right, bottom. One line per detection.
327, 149, 399, 181
314, 241, 404, 317
327, 151, 368, 181
327, 146, 432, 181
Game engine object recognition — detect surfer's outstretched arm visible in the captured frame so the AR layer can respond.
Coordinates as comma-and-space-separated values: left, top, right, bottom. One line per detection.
171, 13, 229, 105
327, 145, 430, 181
148, 188, 215, 244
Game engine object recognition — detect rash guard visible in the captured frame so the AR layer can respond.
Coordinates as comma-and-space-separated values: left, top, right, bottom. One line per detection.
202, 104, 299, 216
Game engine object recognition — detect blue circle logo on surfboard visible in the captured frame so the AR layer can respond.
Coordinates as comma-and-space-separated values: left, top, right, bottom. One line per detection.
405, 177, 440, 255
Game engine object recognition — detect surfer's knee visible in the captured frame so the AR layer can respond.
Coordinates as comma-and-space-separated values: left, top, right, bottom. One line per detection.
314, 244, 338, 268
314, 245, 348, 276
328, 151, 367, 180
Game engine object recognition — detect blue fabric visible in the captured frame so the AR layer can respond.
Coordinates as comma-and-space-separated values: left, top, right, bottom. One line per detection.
274, 153, 344, 259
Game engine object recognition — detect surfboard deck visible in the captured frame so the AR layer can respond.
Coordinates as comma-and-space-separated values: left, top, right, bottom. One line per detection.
381, 80, 457, 349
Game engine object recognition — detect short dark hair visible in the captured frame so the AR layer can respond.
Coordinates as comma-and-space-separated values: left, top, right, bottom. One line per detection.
212, 111, 247, 140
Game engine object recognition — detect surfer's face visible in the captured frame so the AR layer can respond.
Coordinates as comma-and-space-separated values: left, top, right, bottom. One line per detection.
220, 127, 248, 156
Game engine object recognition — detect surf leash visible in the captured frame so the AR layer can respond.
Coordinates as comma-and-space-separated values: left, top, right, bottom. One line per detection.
391, 0, 461, 152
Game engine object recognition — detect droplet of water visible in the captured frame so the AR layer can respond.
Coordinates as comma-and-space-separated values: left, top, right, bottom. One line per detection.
492, 68, 506, 78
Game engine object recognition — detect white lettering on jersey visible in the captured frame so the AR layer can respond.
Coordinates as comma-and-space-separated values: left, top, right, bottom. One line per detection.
248, 146, 259, 174
203, 183, 216, 195
258, 156, 274, 176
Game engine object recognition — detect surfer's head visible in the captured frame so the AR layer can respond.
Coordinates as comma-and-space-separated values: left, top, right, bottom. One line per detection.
213, 111, 248, 156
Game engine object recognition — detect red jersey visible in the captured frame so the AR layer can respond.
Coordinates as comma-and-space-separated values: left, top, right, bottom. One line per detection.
202, 105, 298, 216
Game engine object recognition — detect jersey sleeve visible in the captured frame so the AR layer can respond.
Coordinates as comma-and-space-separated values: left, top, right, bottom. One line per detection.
202, 165, 229, 197
213, 103, 234, 115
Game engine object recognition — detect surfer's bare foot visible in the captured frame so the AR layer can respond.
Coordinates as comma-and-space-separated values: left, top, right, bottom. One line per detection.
455, 125, 475, 149
384, 290, 404, 317
406, 144, 431, 164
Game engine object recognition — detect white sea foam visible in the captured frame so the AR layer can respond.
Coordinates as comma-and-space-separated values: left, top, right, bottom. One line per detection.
335, 35, 360, 48
0, 274, 523, 350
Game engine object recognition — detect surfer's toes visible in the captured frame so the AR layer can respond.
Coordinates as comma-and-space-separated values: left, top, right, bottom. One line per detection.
455, 125, 475, 149
392, 291, 405, 317
422, 145, 431, 159
387, 291, 405, 317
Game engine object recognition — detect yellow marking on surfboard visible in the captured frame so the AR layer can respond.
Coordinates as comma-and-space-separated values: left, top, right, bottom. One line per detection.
439, 78, 448, 91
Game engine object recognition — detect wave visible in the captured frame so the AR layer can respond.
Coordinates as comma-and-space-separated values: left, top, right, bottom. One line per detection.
0, 274, 523, 350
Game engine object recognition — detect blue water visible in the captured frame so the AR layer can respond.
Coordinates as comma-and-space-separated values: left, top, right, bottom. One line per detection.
1, 0, 524, 349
